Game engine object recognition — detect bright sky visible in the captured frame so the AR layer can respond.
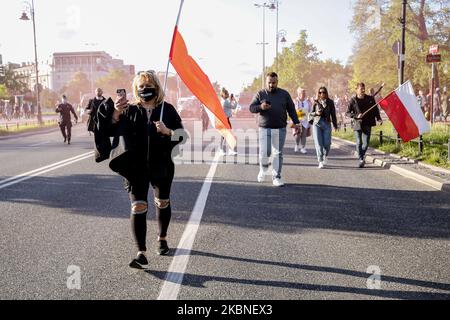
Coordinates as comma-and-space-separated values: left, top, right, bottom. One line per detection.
0, 0, 355, 94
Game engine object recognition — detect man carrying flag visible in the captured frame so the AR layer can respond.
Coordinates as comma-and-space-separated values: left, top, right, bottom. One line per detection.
346, 83, 383, 168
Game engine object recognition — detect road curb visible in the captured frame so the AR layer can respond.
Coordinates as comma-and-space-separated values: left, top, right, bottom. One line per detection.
332, 137, 450, 195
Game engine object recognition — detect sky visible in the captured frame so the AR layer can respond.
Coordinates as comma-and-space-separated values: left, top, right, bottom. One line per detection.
0, 0, 355, 95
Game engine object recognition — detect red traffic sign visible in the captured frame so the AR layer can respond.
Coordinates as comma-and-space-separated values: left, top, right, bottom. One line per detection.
426, 54, 441, 63
429, 45, 439, 54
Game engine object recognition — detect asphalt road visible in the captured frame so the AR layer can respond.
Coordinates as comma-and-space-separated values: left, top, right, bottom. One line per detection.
0, 119, 449, 300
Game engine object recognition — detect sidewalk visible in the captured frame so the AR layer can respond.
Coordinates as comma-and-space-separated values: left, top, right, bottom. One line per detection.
332, 136, 450, 194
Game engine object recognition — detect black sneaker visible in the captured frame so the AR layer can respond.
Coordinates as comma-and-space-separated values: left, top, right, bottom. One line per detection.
358, 160, 365, 168
129, 253, 148, 269
157, 240, 170, 256
67, 139, 71, 145
63, 137, 67, 143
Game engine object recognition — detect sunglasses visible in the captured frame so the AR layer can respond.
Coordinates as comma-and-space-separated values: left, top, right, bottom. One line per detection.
319, 91, 326, 94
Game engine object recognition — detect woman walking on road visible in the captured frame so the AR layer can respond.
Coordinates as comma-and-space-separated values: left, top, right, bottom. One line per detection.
96, 70, 184, 268
219, 88, 237, 155
310, 87, 338, 169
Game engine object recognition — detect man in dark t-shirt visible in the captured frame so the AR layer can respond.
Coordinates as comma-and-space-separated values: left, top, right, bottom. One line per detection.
346, 83, 383, 168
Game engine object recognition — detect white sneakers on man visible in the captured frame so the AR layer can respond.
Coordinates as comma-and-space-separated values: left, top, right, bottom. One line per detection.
228, 149, 238, 156
318, 162, 325, 169
300, 148, 307, 154
272, 178, 285, 187
294, 145, 299, 153
257, 169, 266, 183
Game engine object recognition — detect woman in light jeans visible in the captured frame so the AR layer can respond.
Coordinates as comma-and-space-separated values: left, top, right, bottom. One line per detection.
310, 87, 338, 169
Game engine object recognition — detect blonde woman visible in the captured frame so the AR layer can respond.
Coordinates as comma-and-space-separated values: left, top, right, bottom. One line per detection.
99, 70, 184, 268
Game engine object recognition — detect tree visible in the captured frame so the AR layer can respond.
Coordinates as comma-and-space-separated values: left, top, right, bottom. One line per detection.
0, 65, 28, 97
245, 30, 352, 97
95, 69, 134, 98
0, 84, 8, 100
349, 0, 449, 93
40, 89, 59, 109
60, 72, 91, 104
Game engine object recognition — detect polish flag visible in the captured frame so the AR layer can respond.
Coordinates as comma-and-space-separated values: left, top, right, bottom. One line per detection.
378, 80, 430, 142
169, 26, 236, 149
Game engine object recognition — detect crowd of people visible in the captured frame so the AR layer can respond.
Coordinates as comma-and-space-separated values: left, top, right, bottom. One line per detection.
417, 87, 449, 122
0, 100, 36, 121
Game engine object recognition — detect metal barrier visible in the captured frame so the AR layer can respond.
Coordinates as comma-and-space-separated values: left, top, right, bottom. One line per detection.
337, 121, 449, 161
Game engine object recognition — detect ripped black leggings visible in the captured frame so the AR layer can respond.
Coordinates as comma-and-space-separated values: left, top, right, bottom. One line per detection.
124, 175, 173, 252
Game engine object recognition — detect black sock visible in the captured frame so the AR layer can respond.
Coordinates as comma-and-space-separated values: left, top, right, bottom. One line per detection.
156, 205, 171, 238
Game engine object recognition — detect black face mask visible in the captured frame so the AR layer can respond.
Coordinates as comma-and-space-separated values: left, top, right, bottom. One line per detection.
138, 87, 157, 102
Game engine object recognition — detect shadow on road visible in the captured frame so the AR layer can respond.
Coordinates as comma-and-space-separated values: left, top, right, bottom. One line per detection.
1, 173, 450, 239
145, 269, 450, 300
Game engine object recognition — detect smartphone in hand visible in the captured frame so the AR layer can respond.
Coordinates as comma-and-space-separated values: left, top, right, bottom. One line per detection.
117, 89, 126, 98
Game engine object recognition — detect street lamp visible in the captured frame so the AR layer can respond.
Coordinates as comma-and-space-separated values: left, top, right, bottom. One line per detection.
269, 1, 286, 73
20, 0, 43, 125
255, 2, 271, 89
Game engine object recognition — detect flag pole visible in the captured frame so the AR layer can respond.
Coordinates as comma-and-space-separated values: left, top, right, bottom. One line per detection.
360, 85, 399, 118
161, 0, 185, 122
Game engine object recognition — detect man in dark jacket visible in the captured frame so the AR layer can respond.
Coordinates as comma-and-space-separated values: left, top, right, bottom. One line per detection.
346, 83, 383, 168
250, 72, 301, 187
85, 88, 105, 132
56, 95, 78, 144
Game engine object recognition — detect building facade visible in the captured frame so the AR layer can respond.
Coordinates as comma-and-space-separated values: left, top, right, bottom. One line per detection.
51, 51, 135, 93
12, 62, 52, 92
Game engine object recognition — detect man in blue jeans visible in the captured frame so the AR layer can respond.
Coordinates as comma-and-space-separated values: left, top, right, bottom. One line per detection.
346, 83, 383, 168
250, 72, 301, 187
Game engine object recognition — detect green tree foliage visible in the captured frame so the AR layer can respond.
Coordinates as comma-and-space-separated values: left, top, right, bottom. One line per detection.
0, 65, 28, 97
350, 0, 449, 93
0, 84, 8, 100
245, 30, 353, 97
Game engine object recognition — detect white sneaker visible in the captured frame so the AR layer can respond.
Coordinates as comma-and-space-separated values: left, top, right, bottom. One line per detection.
294, 145, 299, 153
318, 162, 324, 169
272, 178, 285, 187
228, 149, 237, 156
300, 148, 307, 154
218, 149, 226, 156
257, 170, 266, 183
323, 157, 328, 165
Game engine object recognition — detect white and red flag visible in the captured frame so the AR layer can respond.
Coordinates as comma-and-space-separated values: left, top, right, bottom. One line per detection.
378, 80, 430, 142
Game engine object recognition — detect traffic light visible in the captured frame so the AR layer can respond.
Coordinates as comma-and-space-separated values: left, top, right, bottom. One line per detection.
0, 65, 5, 78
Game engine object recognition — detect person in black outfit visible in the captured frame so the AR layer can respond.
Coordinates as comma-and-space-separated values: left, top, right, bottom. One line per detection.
56, 95, 78, 144
96, 70, 184, 268
85, 88, 106, 132
346, 83, 383, 168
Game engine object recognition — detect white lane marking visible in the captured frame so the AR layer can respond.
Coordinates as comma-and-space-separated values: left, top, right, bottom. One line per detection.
0, 151, 94, 190
157, 153, 221, 300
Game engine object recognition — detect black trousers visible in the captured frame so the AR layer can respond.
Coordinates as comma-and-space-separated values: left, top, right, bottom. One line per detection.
124, 165, 174, 252
59, 122, 72, 141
